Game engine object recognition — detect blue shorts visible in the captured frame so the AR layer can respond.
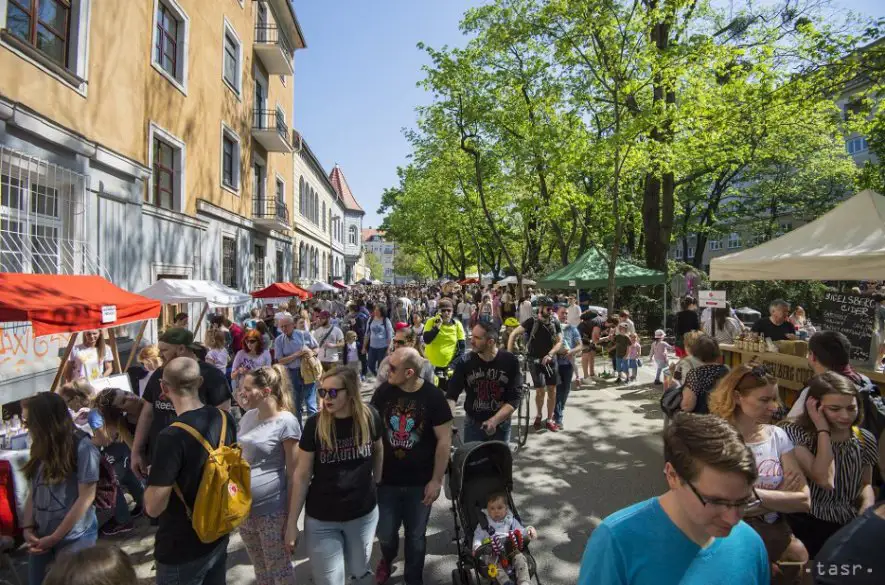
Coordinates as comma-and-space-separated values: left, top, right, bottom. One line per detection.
616, 358, 629, 373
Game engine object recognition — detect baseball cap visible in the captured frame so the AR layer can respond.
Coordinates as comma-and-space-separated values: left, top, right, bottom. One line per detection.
320, 310, 331, 318
158, 327, 201, 350
655, 329, 665, 339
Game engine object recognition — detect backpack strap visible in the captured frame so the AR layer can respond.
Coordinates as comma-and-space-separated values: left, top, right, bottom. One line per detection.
169, 409, 227, 518
853, 425, 865, 446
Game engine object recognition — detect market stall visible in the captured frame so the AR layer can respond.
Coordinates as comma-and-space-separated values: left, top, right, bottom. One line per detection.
138, 279, 252, 340
308, 281, 337, 294
251, 282, 311, 301
332, 280, 350, 291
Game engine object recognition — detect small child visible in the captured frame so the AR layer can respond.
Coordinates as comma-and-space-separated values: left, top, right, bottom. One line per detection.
204, 329, 229, 374
613, 323, 631, 383
650, 329, 673, 385
472, 492, 537, 585
343, 330, 360, 373
626, 333, 641, 382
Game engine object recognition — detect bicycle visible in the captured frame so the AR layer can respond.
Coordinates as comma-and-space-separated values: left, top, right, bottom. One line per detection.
512, 354, 531, 450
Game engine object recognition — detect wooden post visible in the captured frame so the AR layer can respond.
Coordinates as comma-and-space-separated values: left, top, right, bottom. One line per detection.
107, 328, 121, 374
193, 303, 209, 338
50, 334, 78, 392
125, 321, 148, 370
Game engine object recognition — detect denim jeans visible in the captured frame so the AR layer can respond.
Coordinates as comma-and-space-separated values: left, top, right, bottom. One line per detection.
654, 361, 667, 382
554, 362, 573, 425
463, 417, 512, 443
28, 519, 97, 585
305, 507, 379, 585
287, 367, 317, 425
367, 346, 387, 376
156, 538, 228, 585
377, 486, 432, 585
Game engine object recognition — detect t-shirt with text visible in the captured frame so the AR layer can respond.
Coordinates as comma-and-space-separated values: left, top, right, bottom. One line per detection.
447, 351, 521, 423
371, 381, 453, 486
300, 407, 384, 522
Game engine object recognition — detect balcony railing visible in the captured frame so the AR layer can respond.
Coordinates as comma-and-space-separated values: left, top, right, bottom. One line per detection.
253, 196, 290, 227
253, 22, 294, 75
252, 109, 292, 152
254, 23, 293, 55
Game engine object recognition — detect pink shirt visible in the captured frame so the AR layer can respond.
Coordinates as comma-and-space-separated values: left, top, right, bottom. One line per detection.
627, 342, 641, 360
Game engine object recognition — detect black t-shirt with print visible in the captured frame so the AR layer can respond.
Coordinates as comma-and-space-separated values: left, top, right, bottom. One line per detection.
521, 317, 561, 359
447, 351, 521, 422
142, 363, 232, 457
370, 381, 453, 487
300, 407, 384, 522
683, 364, 729, 414
147, 406, 236, 564
751, 318, 796, 342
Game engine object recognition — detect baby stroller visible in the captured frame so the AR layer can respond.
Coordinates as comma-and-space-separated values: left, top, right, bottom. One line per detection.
448, 439, 542, 585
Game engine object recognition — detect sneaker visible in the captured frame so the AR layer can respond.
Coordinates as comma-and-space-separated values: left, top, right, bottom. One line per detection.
546, 420, 558, 432
556, 422, 564, 430
101, 520, 134, 537
653, 380, 662, 385
533, 417, 543, 431
375, 559, 391, 585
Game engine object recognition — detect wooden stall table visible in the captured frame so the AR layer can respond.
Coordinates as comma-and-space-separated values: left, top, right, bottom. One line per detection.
721, 344, 885, 408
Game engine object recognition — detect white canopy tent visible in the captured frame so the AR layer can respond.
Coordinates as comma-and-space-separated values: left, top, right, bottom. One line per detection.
138, 279, 252, 338
710, 190, 885, 281
496, 276, 537, 286
308, 281, 338, 293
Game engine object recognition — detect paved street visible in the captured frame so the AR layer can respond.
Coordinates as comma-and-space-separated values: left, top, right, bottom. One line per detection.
0, 362, 666, 585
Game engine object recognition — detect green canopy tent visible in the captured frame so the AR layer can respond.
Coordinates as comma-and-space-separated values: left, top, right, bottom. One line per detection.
539, 248, 668, 322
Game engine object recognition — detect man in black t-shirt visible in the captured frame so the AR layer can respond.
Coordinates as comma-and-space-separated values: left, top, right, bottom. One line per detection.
751, 299, 796, 342
143, 357, 236, 585
371, 348, 453, 585
451, 321, 521, 442
507, 296, 562, 432
131, 328, 232, 479
813, 501, 885, 584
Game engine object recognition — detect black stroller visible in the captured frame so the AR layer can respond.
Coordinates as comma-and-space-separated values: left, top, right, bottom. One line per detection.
448, 438, 542, 585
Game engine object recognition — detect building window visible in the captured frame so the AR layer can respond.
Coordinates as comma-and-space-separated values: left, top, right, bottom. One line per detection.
687, 246, 695, 259
1, 167, 66, 274
674, 247, 683, 260
222, 136, 235, 189
322, 202, 326, 231
151, 137, 176, 209
846, 137, 869, 155
349, 225, 358, 245
253, 244, 265, 288
276, 249, 284, 281
152, 0, 189, 93
299, 177, 305, 215
6, 0, 71, 68
222, 20, 241, 95
727, 232, 741, 249
709, 239, 722, 251
222, 236, 237, 287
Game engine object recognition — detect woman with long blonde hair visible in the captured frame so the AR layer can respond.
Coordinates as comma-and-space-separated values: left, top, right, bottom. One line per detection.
237, 365, 301, 585
709, 365, 810, 584
287, 366, 383, 585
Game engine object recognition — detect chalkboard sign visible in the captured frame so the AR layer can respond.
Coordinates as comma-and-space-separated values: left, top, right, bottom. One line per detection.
820, 292, 876, 363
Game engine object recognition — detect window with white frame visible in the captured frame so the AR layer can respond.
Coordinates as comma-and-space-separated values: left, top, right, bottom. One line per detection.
674, 247, 683, 260
1, 171, 65, 274
222, 236, 237, 287
322, 202, 326, 231
220, 124, 240, 192
687, 246, 695, 259
253, 244, 265, 288
727, 232, 741, 249
709, 238, 722, 251
5, 0, 70, 67
148, 124, 185, 211
152, 0, 188, 93
846, 137, 868, 155
349, 225, 358, 245
222, 20, 241, 96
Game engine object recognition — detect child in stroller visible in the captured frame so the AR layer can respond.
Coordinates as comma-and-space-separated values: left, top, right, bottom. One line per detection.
472, 492, 537, 585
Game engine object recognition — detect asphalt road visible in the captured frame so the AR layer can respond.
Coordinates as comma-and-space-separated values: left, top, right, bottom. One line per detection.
1, 361, 667, 585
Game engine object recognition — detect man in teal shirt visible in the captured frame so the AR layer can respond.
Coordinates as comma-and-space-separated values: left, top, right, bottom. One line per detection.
578, 413, 770, 585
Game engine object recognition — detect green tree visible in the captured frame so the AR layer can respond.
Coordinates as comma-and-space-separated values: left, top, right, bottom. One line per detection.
364, 252, 383, 282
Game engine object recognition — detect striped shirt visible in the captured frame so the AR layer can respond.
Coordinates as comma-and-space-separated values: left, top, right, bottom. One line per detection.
781, 422, 878, 525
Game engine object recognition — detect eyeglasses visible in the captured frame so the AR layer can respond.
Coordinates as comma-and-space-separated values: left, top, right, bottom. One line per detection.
318, 387, 344, 399
685, 478, 761, 510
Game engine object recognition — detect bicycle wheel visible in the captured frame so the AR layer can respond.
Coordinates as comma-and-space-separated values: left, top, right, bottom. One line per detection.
519, 385, 530, 447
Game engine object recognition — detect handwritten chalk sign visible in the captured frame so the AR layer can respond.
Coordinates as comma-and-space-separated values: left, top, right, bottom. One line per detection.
820, 292, 875, 363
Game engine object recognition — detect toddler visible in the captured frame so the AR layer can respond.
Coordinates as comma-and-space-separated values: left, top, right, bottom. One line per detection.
613, 323, 631, 383
472, 492, 537, 585
204, 329, 229, 374
650, 329, 673, 385
626, 333, 641, 382
343, 330, 360, 372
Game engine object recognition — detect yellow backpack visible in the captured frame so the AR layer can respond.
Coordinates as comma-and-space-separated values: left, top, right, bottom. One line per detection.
171, 410, 252, 543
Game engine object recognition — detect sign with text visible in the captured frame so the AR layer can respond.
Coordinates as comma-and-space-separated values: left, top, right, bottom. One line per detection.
568, 280, 576, 287
820, 292, 875, 363
0, 324, 72, 384
101, 305, 117, 324
699, 290, 727, 308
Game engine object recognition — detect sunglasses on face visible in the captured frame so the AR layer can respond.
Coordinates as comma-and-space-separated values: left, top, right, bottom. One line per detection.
318, 387, 344, 399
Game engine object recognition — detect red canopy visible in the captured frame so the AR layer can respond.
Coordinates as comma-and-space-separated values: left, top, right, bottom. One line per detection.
459, 278, 479, 285
332, 280, 350, 290
0, 273, 162, 337
251, 282, 311, 300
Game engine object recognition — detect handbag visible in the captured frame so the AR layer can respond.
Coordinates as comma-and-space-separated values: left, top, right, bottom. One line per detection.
660, 385, 683, 417
301, 353, 324, 384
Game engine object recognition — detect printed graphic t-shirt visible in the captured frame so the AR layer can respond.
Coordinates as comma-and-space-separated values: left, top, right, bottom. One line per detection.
447, 351, 521, 422
300, 407, 384, 522
68, 343, 113, 381
370, 381, 453, 487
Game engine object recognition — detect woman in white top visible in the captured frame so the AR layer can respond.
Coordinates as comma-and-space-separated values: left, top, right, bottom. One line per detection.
709, 364, 811, 583
64, 330, 112, 383
703, 306, 743, 345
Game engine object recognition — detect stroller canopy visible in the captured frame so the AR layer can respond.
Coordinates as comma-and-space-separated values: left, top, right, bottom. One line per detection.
450, 440, 513, 500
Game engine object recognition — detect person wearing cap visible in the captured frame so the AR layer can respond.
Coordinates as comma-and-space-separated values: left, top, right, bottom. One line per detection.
507, 296, 563, 432
313, 310, 344, 372
650, 330, 674, 385
422, 298, 466, 391
130, 328, 232, 480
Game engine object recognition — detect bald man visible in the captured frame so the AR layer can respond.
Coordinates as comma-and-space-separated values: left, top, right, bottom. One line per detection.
370, 348, 453, 585
144, 357, 237, 584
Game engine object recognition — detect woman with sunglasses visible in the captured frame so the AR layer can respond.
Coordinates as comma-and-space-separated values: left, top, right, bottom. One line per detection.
709, 365, 810, 584
779, 372, 879, 558
287, 367, 384, 585
22, 392, 100, 585
237, 365, 301, 585
231, 330, 272, 391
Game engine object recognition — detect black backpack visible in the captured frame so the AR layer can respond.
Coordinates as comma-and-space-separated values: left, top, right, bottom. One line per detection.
858, 386, 885, 450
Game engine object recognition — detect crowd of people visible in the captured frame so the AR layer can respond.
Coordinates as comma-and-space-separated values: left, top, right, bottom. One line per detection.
10, 281, 885, 585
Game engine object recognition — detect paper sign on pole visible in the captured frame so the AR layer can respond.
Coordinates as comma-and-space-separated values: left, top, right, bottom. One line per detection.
699, 290, 727, 308
101, 305, 117, 324
568, 280, 576, 287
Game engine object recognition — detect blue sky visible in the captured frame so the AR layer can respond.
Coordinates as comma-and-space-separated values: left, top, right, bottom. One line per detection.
291, 0, 881, 229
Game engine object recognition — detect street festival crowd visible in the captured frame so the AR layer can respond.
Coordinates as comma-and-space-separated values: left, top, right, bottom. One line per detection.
10, 279, 885, 585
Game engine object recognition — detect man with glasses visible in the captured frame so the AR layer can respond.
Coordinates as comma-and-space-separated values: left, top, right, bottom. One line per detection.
578, 413, 769, 585
370, 348, 453, 585
274, 315, 318, 425
448, 321, 521, 443
423, 298, 466, 392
